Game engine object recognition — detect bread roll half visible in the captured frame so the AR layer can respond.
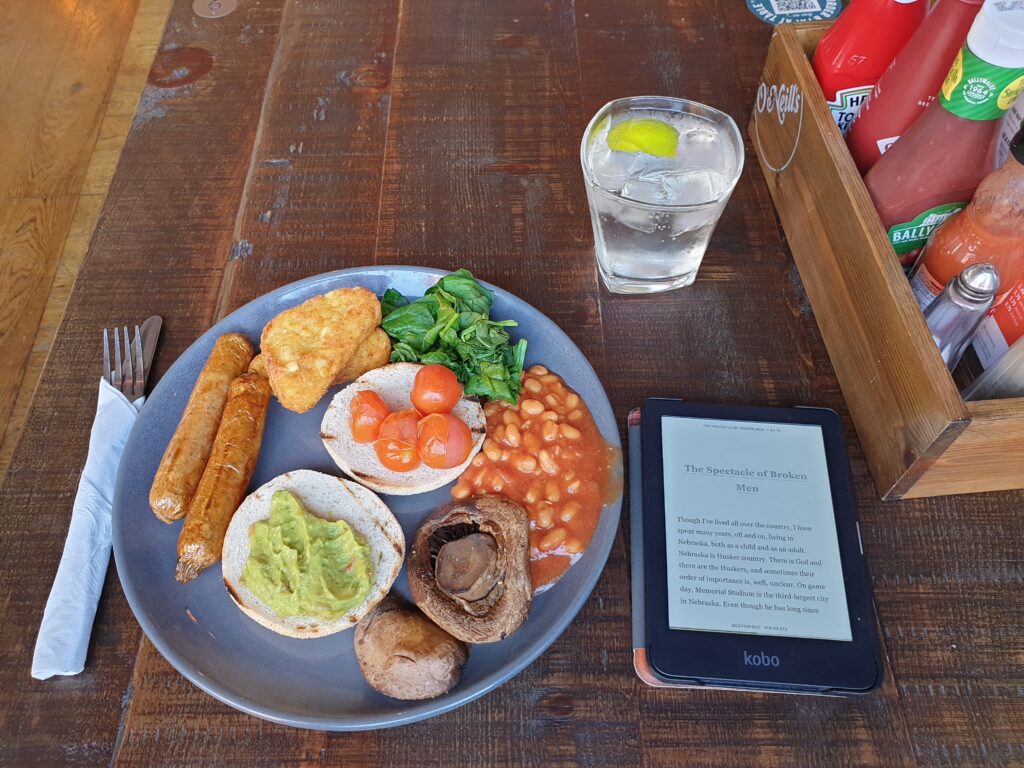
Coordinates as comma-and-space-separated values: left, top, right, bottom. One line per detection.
320, 363, 486, 496
222, 470, 404, 638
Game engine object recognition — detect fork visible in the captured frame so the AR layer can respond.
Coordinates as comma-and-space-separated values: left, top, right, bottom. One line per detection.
33, 317, 160, 679
102, 325, 145, 399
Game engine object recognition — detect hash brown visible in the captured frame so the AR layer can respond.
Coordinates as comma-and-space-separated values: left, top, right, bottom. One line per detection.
261, 287, 381, 413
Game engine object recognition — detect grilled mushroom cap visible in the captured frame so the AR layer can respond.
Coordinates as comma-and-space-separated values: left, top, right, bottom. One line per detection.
436, 533, 500, 605
408, 497, 532, 643
354, 595, 469, 701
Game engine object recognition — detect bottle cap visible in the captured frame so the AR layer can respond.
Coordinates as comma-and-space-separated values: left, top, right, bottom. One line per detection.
956, 263, 1001, 301
968, 0, 1024, 68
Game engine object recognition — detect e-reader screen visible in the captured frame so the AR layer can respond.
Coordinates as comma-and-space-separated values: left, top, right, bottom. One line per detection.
661, 416, 852, 643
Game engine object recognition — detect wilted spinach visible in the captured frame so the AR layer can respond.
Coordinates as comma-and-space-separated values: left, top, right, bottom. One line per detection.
381, 270, 527, 403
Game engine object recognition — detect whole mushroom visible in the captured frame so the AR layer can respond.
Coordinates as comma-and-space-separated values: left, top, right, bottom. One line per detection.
354, 596, 469, 701
408, 497, 532, 643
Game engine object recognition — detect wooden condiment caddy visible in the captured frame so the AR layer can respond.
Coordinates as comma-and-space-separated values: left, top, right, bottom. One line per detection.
751, 22, 1024, 499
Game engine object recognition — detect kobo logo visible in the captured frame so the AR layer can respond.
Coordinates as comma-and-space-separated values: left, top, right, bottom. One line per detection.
743, 651, 781, 667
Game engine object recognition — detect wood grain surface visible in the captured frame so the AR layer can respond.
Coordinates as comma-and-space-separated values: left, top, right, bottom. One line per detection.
753, 22, 967, 502
0, 0, 173, 479
1, 0, 1022, 766
752, 24, 1024, 501
0, 0, 143, 478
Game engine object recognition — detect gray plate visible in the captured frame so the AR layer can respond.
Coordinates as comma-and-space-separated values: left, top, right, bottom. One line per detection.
112, 266, 623, 730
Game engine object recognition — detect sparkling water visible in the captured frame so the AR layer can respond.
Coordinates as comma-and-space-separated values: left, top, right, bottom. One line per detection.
583, 104, 742, 293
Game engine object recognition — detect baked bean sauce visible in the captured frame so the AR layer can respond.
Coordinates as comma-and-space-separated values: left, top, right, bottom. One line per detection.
451, 365, 619, 592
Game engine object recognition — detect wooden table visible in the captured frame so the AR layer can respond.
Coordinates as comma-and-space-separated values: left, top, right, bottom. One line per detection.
3, 1, 1022, 765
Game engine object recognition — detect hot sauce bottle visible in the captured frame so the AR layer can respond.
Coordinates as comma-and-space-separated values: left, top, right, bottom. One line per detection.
909, 125, 1024, 310
864, 1, 1024, 268
812, 0, 926, 136
846, 0, 983, 173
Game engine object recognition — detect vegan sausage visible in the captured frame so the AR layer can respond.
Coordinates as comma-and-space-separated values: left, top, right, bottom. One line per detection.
175, 372, 271, 583
149, 333, 253, 523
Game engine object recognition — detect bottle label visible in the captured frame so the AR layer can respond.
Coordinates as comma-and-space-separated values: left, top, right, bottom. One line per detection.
973, 282, 1024, 368
972, 315, 1010, 369
875, 135, 900, 156
826, 86, 872, 135
909, 263, 946, 311
996, 95, 1024, 168
887, 202, 966, 261
940, 46, 1024, 121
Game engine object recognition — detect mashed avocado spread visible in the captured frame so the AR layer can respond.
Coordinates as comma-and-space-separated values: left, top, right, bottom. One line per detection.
241, 490, 374, 619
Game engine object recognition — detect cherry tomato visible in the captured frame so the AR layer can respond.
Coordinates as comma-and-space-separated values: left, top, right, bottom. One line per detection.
350, 390, 390, 443
417, 413, 473, 469
378, 407, 421, 444
410, 364, 462, 414
374, 438, 421, 472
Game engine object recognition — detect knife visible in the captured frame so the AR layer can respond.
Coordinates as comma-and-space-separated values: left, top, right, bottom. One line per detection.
120, 316, 162, 394
139, 315, 162, 387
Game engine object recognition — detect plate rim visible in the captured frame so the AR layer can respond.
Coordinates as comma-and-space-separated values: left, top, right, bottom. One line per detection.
112, 265, 623, 730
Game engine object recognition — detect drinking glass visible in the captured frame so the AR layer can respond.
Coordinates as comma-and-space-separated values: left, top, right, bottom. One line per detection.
580, 96, 744, 294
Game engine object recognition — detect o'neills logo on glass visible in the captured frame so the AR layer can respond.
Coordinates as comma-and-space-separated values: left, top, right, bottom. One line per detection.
753, 82, 804, 173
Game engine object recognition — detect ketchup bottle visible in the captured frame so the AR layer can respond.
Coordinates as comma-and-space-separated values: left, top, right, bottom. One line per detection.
812, 0, 926, 136
847, 0, 983, 173
864, 1, 1024, 268
909, 125, 1024, 311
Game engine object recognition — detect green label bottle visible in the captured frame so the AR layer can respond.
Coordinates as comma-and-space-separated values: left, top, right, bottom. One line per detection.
864, 2, 1024, 267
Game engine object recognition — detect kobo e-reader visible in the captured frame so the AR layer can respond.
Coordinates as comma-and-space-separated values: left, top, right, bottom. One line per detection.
628, 400, 881, 695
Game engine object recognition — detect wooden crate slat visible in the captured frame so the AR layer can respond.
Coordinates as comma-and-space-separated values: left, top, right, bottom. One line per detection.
749, 23, 1024, 499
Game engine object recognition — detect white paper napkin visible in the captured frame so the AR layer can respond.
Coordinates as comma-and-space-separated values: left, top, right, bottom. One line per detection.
32, 378, 144, 679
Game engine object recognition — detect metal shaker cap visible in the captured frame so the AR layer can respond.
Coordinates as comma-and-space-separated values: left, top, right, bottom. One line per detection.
955, 263, 1000, 302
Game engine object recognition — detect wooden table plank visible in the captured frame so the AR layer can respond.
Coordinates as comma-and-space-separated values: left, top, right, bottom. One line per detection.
3, 0, 1024, 764
0, 0, 140, 479
573, 1, 916, 766
370, 0, 607, 363
113, 0, 401, 761
359, 2, 640, 762
212, 0, 402, 313
0, 0, 174, 479
866, 500, 1024, 765
114, 0, 644, 763
0, 0, 285, 763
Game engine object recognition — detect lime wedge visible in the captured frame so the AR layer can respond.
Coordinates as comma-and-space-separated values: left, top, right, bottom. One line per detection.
607, 118, 679, 157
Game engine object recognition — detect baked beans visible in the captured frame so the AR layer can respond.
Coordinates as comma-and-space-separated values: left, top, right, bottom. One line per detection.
450, 365, 618, 591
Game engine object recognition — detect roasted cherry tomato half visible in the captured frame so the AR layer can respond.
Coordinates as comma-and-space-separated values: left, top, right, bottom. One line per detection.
410, 364, 462, 415
377, 407, 422, 445
374, 438, 421, 472
417, 412, 473, 470
350, 390, 390, 443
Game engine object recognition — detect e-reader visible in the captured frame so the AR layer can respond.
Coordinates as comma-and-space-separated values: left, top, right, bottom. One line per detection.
629, 400, 881, 695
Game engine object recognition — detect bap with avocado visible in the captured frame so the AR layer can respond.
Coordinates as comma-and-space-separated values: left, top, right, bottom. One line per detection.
221, 470, 404, 638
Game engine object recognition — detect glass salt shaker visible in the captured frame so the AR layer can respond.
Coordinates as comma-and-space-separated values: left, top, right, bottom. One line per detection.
923, 262, 1000, 370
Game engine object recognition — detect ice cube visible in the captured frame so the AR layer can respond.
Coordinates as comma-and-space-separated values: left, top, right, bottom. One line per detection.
621, 174, 670, 205
609, 202, 659, 234
589, 188, 627, 218
677, 120, 736, 176
671, 209, 716, 237
634, 151, 678, 176
589, 147, 645, 193
681, 123, 720, 145
660, 169, 729, 206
